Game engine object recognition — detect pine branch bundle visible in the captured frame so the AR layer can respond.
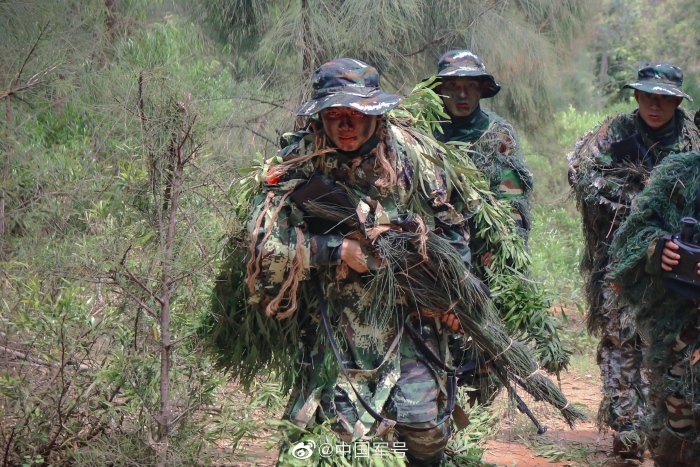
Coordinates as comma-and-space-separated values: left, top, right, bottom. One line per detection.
371, 230, 585, 426
201, 235, 308, 390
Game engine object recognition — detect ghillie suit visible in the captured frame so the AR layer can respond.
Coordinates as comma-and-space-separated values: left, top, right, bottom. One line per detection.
608, 150, 700, 467
206, 74, 585, 466
568, 106, 700, 438
430, 62, 566, 407
435, 106, 533, 242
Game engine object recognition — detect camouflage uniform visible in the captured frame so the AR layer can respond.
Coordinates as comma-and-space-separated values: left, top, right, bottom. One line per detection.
432, 50, 534, 403
608, 149, 700, 467
568, 63, 700, 457
247, 59, 471, 465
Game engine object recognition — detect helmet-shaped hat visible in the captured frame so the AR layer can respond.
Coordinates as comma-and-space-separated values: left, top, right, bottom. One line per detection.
295, 58, 403, 116
622, 62, 692, 101
436, 50, 501, 99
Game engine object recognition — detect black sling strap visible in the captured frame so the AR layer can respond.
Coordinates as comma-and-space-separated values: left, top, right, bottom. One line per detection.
312, 275, 457, 433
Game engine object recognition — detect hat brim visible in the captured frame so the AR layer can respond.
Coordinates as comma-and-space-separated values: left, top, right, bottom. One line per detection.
623, 82, 693, 101
295, 91, 403, 116
435, 67, 501, 98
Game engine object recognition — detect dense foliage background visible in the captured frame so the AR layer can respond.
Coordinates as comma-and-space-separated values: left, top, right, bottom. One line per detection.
1, 0, 698, 465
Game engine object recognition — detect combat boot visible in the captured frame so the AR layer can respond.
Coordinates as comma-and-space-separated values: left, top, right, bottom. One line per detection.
612, 424, 645, 463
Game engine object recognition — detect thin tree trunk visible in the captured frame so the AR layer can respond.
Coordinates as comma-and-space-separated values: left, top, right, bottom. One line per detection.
296, 0, 313, 130
156, 105, 189, 467
2, 96, 11, 245
159, 161, 183, 437
598, 40, 608, 110
598, 44, 608, 89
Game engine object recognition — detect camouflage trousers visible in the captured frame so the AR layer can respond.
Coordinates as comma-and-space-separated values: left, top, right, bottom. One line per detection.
317, 325, 452, 466
646, 314, 700, 467
597, 298, 649, 432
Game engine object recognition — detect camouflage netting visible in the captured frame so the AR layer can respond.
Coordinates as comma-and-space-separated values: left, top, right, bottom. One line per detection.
608, 150, 700, 462
567, 107, 700, 335
469, 112, 533, 236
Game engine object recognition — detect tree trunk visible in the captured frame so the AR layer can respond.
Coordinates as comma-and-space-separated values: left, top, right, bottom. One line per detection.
1, 96, 12, 246
156, 103, 189, 467
296, 0, 313, 130
598, 45, 608, 89
598, 40, 608, 110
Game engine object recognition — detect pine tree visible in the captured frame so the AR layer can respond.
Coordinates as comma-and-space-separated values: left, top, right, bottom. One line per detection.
197, 0, 590, 127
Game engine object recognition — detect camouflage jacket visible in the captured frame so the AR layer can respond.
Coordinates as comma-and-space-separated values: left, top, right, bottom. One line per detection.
246, 124, 471, 437
435, 106, 533, 271
568, 107, 700, 334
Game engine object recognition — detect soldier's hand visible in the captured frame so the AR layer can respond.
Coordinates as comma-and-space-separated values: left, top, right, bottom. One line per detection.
341, 239, 369, 273
661, 240, 680, 271
441, 313, 463, 333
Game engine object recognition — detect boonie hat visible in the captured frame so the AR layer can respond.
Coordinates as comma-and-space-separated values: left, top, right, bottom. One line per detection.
435, 50, 501, 99
622, 62, 693, 101
295, 58, 403, 116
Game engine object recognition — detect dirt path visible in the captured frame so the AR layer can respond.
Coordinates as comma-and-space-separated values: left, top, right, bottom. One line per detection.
228, 362, 653, 467
480, 369, 653, 467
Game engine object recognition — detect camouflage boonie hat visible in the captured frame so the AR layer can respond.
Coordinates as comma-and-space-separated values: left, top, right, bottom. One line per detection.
295, 58, 403, 116
622, 62, 693, 101
436, 50, 501, 99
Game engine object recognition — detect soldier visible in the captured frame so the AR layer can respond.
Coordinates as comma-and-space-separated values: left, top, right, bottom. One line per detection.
568, 62, 700, 461
430, 50, 572, 403
608, 144, 700, 467
244, 57, 471, 465
240, 58, 582, 465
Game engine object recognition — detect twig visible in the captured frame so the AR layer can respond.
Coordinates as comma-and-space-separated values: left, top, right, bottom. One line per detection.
13, 21, 51, 86
181, 210, 216, 275
119, 245, 165, 306
0, 345, 50, 366
404, 1, 504, 57
3, 427, 15, 467
0, 81, 47, 100
225, 123, 277, 145
176, 115, 197, 155
109, 275, 159, 320
170, 332, 195, 347
192, 95, 294, 113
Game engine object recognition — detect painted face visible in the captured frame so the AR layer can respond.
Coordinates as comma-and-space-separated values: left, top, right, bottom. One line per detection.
439, 77, 484, 118
634, 90, 683, 129
320, 107, 379, 152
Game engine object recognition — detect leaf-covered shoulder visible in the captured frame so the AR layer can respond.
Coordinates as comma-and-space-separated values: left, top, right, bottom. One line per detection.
278, 130, 316, 160
679, 107, 700, 151
568, 113, 636, 197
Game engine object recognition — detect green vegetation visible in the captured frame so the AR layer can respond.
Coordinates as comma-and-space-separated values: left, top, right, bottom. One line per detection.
1, 0, 699, 464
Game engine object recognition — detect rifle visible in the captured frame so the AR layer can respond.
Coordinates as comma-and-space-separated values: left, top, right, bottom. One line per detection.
489, 364, 547, 434
507, 372, 547, 434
